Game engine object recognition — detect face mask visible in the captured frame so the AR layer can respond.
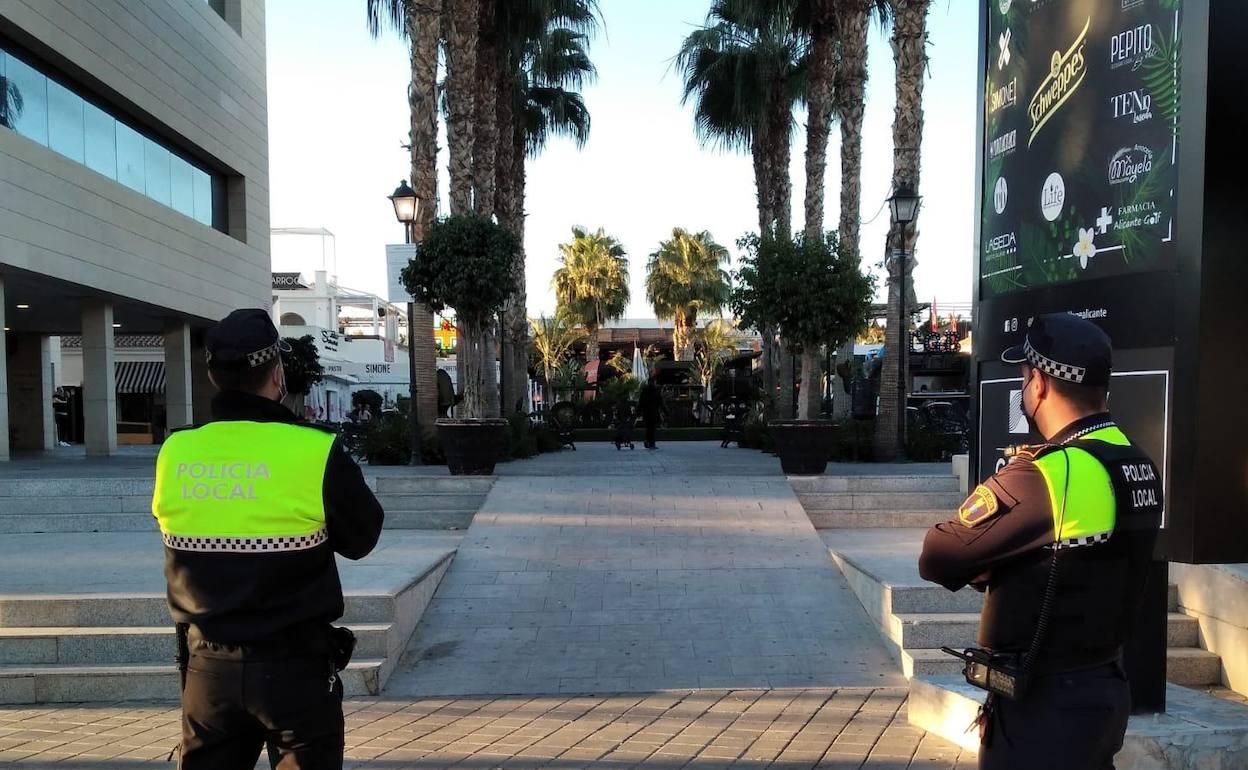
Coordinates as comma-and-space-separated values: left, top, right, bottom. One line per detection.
275, 365, 288, 404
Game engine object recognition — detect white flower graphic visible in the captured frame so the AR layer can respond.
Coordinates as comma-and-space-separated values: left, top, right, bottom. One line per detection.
1073, 228, 1097, 269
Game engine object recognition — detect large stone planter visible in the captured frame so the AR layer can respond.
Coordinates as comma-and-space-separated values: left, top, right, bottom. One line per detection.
769, 420, 836, 475
436, 418, 508, 475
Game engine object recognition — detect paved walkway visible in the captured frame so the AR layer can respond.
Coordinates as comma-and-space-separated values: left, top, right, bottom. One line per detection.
0, 689, 970, 769
385, 472, 901, 697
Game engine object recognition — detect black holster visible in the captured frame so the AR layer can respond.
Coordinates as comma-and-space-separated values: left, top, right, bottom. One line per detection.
330, 626, 356, 672
174, 623, 190, 691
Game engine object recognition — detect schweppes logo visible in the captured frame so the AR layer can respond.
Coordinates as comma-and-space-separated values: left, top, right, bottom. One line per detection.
1027, 17, 1090, 146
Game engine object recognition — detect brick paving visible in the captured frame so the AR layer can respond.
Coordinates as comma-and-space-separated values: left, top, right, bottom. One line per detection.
386, 475, 901, 697
0, 689, 971, 768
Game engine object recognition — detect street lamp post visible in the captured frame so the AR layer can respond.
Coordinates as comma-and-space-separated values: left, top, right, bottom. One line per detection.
389, 180, 423, 465
887, 185, 921, 459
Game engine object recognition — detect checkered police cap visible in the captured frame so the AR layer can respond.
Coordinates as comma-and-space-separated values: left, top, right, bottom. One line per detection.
1001, 312, 1112, 388
205, 309, 291, 370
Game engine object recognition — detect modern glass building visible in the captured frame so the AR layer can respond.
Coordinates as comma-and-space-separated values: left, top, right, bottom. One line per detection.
0, 1, 269, 456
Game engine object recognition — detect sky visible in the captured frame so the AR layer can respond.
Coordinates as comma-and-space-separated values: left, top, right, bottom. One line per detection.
266, 0, 979, 319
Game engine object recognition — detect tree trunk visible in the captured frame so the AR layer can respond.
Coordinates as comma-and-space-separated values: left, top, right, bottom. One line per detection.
445, 0, 478, 216
803, 2, 836, 241
501, 118, 529, 416
407, 0, 442, 430
830, 1, 872, 422
752, 140, 774, 234
472, 0, 497, 219
776, 341, 794, 419
760, 331, 777, 417
769, 94, 793, 239
797, 348, 821, 420
459, 316, 493, 418
874, 0, 930, 460
586, 325, 600, 387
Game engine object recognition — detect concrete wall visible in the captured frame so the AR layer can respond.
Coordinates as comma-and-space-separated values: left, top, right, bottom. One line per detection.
0, 0, 270, 321
1171, 561, 1248, 696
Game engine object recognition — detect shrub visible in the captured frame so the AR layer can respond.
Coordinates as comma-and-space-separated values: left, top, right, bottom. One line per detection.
363, 413, 410, 466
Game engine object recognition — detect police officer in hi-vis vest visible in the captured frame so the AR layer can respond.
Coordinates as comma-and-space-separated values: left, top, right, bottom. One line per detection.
920, 313, 1163, 770
152, 309, 384, 769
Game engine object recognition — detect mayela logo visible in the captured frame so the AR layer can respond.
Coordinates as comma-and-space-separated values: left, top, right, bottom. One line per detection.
1111, 23, 1155, 71
989, 129, 1018, 159
1040, 172, 1065, 222
1111, 88, 1153, 124
1109, 145, 1154, 186
994, 176, 1009, 214
989, 77, 1018, 114
1028, 17, 1089, 146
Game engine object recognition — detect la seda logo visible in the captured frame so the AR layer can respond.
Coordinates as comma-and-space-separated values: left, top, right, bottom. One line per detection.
994, 177, 1009, 215
1115, 200, 1163, 231
1028, 17, 1089, 146
989, 129, 1017, 159
1110, 23, 1155, 71
1040, 172, 1065, 222
1109, 145, 1154, 186
1111, 88, 1153, 124
986, 231, 1018, 256
989, 77, 1018, 114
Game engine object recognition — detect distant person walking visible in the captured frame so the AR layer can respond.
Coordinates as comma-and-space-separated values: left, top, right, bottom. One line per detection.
638, 374, 666, 450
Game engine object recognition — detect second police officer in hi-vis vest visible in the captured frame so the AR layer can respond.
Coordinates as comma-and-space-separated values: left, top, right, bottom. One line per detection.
919, 313, 1163, 770
152, 309, 384, 769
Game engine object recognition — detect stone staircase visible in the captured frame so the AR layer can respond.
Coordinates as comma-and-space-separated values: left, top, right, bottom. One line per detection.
792, 474, 966, 528
0, 475, 493, 533
828, 541, 1222, 688
0, 551, 453, 704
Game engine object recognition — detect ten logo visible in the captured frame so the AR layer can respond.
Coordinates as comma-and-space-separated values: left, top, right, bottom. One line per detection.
994, 177, 1009, 215
1040, 172, 1066, 222
1111, 89, 1153, 124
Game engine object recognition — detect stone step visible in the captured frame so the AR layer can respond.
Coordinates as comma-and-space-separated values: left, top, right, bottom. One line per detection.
904, 647, 1222, 686
383, 509, 478, 530
808, 511, 951, 529
0, 658, 386, 704
0, 513, 157, 534
0, 495, 153, 516
788, 475, 961, 494
0, 479, 155, 498
373, 493, 487, 512
797, 492, 966, 513
892, 612, 1199, 649
373, 476, 494, 495
0, 623, 394, 665
0, 585, 418, 628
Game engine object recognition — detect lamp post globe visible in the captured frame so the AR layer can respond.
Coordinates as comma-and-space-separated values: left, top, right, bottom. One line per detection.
887, 184, 921, 460
388, 180, 421, 240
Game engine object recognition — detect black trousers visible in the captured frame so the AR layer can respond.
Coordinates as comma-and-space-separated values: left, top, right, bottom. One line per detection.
979, 663, 1130, 770
180, 649, 344, 770
642, 414, 659, 447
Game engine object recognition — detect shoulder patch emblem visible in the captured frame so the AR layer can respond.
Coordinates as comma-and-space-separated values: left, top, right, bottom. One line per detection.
958, 485, 1000, 528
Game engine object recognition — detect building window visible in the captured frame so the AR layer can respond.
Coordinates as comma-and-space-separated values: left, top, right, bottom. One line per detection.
207, 0, 227, 20
0, 41, 227, 233
280, 313, 307, 326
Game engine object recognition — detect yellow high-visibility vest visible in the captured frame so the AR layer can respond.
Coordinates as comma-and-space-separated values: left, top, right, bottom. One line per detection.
152, 421, 335, 553
1033, 426, 1131, 546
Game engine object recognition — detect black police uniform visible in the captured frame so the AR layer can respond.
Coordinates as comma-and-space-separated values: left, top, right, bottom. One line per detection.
153, 310, 385, 770
919, 314, 1163, 770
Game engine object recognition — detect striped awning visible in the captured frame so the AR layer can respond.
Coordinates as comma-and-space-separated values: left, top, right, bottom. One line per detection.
115, 361, 166, 394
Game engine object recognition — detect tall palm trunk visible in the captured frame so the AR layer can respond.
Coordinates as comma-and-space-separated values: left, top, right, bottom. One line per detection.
800, 0, 836, 422
751, 138, 778, 414
407, 0, 442, 430
830, 0, 873, 422
768, 98, 793, 239
445, 0, 478, 215
502, 124, 530, 415
473, 1, 498, 219
875, 0, 930, 460
585, 323, 600, 387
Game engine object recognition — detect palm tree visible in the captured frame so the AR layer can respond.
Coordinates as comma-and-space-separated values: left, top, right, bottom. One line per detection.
675, 0, 806, 417
874, 0, 931, 460
694, 319, 739, 403
365, 0, 441, 432
553, 226, 629, 378
495, 7, 599, 414
445, 0, 479, 216
0, 73, 23, 129
530, 313, 586, 407
645, 229, 731, 361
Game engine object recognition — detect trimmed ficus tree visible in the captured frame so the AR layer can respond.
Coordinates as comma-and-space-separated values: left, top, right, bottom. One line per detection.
402, 215, 519, 418
733, 231, 875, 420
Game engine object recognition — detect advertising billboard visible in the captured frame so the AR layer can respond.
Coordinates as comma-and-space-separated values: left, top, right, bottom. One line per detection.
981, 0, 1182, 299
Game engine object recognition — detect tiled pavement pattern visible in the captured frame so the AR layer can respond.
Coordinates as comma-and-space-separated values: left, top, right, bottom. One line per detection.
0, 689, 970, 768
384, 477, 902, 696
